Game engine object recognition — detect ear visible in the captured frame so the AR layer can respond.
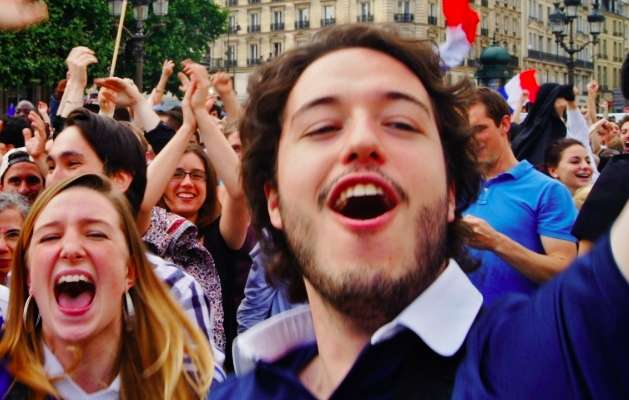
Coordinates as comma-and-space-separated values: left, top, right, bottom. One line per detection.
264, 182, 283, 230
126, 262, 136, 290
447, 185, 456, 223
548, 166, 559, 179
499, 114, 512, 137
110, 170, 133, 193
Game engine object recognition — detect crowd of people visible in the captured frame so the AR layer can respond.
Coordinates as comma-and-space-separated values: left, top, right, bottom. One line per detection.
1, 2, 629, 399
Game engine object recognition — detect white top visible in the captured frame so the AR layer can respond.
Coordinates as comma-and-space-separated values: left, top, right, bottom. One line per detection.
43, 344, 121, 400
233, 259, 483, 375
0, 284, 9, 319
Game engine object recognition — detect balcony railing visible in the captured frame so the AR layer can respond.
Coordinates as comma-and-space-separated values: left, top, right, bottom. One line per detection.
295, 20, 310, 29
321, 18, 336, 26
356, 14, 374, 22
481, 27, 489, 36
247, 58, 263, 66
527, 49, 593, 69
224, 59, 237, 68
427, 15, 437, 25
247, 24, 261, 33
270, 22, 285, 31
227, 25, 239, 34
394, 13, 414, 23
247, 0, 260, 4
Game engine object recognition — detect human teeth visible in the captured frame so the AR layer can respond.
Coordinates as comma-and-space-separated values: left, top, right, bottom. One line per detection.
177, 193, 195, 199
58, 274, 91, 284
334, 183, 387, 210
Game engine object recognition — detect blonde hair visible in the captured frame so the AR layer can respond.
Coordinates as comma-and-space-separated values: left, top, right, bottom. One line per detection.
0, 174, 213, 399
573, 184, 593, 210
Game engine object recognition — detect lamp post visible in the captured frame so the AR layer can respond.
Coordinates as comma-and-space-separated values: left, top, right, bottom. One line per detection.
549, 0, 604, 86
108, 0, 169, 90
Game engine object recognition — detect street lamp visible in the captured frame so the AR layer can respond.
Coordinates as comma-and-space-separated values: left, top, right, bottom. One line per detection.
108, 0, 169, 91
549, 0, 604, 86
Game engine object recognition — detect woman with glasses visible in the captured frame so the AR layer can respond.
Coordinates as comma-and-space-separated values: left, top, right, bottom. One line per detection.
144, 63, 252, 371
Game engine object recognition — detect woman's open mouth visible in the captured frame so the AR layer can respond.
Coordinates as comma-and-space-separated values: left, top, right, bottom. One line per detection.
54, 272, 96, 315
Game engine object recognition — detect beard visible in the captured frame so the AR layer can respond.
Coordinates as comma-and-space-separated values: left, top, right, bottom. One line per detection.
280, 196, 450, 334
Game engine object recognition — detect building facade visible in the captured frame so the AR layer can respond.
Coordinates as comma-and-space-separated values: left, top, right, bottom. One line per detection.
208, 0, 628, 107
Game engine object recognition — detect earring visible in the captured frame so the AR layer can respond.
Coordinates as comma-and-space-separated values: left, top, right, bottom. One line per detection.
124, 290, 135, 332
23, 294, 41, 331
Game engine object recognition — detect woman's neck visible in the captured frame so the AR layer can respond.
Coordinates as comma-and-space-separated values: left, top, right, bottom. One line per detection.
43, 322, 122, 393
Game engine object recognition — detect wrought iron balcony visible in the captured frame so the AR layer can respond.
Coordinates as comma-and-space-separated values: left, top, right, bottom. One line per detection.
224, 59, 237, 68
394, 13, 414, 23
294, 20, 310, 29
270, 22, 285, 31
321, 18, 336, 26
427, 15, 437, 25
247, 58, 263, 66
247, 24, 261, 33
356, 14, 374, 22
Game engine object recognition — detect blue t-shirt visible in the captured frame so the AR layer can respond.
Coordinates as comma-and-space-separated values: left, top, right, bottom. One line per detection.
465, 161, 576, 304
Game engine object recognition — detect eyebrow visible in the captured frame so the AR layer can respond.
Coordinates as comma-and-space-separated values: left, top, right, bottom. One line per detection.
33, 218, 113, 233
47, 150, 85, 164
290, 91, 433, 124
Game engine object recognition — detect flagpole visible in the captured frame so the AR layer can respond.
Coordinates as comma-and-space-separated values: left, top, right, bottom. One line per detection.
110, 0, 128, 77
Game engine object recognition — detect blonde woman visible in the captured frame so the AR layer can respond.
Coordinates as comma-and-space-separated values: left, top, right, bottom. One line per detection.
0, 173, 213, 399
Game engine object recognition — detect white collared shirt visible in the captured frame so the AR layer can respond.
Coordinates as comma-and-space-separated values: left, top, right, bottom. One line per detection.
43, 344, 121, 400
233, 259, 483, 375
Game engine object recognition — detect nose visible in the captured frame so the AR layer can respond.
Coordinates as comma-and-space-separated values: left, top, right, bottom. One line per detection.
47, 168, 65, 187
18, 181, 30, 195
341, 114, 385, 166
59, 231, 86, 263
180, 173, 194, 186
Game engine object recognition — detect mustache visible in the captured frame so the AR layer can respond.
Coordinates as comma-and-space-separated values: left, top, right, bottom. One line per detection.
316, 167, 409, 209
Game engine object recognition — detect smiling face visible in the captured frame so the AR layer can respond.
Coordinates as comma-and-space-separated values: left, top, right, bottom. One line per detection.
2, 162, 44, 204
0, 208, 23, 282
549, 144, 592, 194
468, 103, 510, 172
27, 187, 133, 346
266, 48, 454, 330
46, 126, 106, 187
163, 152, 207, 223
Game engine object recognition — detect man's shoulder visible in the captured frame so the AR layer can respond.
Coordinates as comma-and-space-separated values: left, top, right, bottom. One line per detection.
211, 345, 317, 400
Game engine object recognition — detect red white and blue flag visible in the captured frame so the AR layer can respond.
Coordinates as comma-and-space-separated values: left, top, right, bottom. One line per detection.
439, 0, 479, 68
498, 69, 540, 110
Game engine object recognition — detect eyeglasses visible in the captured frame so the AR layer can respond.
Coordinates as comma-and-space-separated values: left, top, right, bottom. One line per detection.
172, 168, 207, 182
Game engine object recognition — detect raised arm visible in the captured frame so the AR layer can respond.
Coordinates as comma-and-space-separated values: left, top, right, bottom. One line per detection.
58, 47, 97, 118
586, 80, 599, 126
0, 0, 48, 30
511, 90, 528, 124
148, 59, 175, 106
186, 63, 250, 249
211, 72, 242, 122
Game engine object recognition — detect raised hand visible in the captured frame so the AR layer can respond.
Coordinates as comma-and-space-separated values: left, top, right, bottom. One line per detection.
178, 72, 191, 93
23, 111, 48, 160
211, 72, 234, 98
0, 0, 48, 30
94, 77, 143, 107
180, 82, 198, 134
182, 62, 211, 111
36, 101, 49, 115
162, 59, 175, 77
587, 80, 599, 97
98, 86, 117, 116
66, 47, 98, 87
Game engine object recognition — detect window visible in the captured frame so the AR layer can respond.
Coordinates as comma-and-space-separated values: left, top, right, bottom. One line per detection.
297, 7, 309, 21
360, 1, 371, 16
398, 0, 411, 14
323, 5, 335, 19
249, 43, 258, 60
273, 10, 283, 24
249, 12, 259, 26
273, 42, 282, 57
227, 45, 236, 62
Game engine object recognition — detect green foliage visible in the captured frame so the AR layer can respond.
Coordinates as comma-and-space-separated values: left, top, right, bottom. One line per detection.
0, 0, 227, 92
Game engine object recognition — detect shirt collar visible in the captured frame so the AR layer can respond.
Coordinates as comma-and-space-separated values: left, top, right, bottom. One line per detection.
43, 343, 121, 400
502, 160, 532, 180
233, 259, 482, 375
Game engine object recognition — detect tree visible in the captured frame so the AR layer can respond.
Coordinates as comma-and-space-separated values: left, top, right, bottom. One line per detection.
0, 0, 227, 93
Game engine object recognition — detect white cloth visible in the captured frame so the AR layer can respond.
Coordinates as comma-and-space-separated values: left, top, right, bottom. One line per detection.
233, 259, 483, 375
0, 284, 9, 319
43, 344, 120, 400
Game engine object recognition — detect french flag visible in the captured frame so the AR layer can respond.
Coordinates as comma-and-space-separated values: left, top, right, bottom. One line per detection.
498, 69, 540, 111
439, 0, 479, 68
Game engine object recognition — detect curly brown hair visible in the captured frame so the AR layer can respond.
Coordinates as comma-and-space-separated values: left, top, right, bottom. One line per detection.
240, 24, 481, 302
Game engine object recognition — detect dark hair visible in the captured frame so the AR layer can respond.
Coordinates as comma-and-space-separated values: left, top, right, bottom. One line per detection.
61, 108, 147, 216
158, 143, 220, 232
544, 138, 585, 170
1, 117, 28, 148
471, 87, 511, 127
240, 24, 481, 302
620, 115, 629, 128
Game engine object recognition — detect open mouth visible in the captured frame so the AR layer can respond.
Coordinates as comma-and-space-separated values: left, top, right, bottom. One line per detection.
54, 273, 95, 313
329, 179, 398, 221
575, 171, 592, 179
176, 192, 196, 200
